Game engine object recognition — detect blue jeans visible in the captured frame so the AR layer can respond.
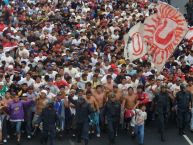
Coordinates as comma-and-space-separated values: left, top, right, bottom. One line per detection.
11, 121, 22, 134
135, 124, 144, 145
89, 112, 100, 134
58, 116, 65, 131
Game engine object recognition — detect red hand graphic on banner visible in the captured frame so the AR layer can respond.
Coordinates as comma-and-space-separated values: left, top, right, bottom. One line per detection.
144, 2, 188, 71
155, 19, 175, 46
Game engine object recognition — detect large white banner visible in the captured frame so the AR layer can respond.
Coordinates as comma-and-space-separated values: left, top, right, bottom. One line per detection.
144, 2, 188, 72
124, 22, 147, 62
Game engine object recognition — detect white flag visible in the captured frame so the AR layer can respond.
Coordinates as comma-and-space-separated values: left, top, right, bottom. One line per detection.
124, 22, 147, 62
144, 2, 188, 72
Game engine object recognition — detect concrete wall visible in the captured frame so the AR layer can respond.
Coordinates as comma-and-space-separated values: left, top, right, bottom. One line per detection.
171, 0, 188, 14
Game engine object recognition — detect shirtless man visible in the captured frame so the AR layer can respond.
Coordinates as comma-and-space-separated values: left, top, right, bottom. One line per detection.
85, 91, 100, 137
0, 92, 13, 143
123, 87, 138, 110
187, 80, 193, 95
122, 87, 138, 134
92, 85, 107, 131
33, 90, 48, 127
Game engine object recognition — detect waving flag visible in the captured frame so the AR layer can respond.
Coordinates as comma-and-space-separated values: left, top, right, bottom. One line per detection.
0, 23, 7, 34
185, 27, 193, 42
2, 41, 18, 52
124, 22, 147, 62
144, 2, 188, 72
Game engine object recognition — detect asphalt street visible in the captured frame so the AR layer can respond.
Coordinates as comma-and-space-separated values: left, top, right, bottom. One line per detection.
5, 122, 191, 145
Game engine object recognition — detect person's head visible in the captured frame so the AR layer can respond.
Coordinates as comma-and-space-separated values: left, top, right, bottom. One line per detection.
5, 92, 11, 99
140, 104, 146, 112
86, 82, 92, 90
82, 73, 88, 81
60, 86, 65, 93
113, 84, 118, 92
96, 85, 102, 93
128, 87, 134, 95
137, 85, 144, 94
121, 77, 126, 84
40, 90, 47, 98
70, 89, 76, 96
13, 95, 20, 102
86, 90, 92, 98
25, 73, 31, 80
107, 75, 112, 83
176, 77, 181, 85
160, 85, 167, 93
22, 83, 28, 91
28, 86, 34, 93
78, 89, 84, 97
180, 84, 186, 91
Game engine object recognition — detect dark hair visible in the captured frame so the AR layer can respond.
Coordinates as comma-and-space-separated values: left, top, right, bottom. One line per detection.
96, 85, 102, 89
128, 87, 134, 91
107, 75, 112, 79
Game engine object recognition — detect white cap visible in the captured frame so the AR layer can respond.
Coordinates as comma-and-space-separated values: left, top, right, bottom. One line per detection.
75, 73, 81, 78
94, 52, 98, 55
30, 42, 35, 46
41, 90, 48, 95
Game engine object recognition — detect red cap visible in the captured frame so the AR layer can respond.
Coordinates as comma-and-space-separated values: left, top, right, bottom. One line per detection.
111, 64, 117, 69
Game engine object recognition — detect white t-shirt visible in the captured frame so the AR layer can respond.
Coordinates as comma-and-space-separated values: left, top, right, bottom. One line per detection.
1, 55, 14, 66
64, 67, 79, 78
71, 39, 81, 46
135, 109, 147, 125
18, 78, 35, 87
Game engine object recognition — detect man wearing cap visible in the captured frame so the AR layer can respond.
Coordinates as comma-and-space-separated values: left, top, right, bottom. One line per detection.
104, 92, 121, 145
175, 84, 192, 135
153, 85, 171, 141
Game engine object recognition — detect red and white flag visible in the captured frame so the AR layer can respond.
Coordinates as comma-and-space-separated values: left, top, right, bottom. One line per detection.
0, 23, 7, 34
124, 22, 147, 62
144, 2, 188, 72
2, 41, 18, 52
185, 27, 193, 42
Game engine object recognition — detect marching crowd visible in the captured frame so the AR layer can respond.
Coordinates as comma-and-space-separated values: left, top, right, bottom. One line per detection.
0, 0, 193, 145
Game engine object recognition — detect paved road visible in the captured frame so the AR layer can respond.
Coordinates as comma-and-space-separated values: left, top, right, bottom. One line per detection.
5, 122, 191, 145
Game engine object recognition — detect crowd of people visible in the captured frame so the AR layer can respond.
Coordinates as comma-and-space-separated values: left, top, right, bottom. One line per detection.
0, 0, 192, 145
